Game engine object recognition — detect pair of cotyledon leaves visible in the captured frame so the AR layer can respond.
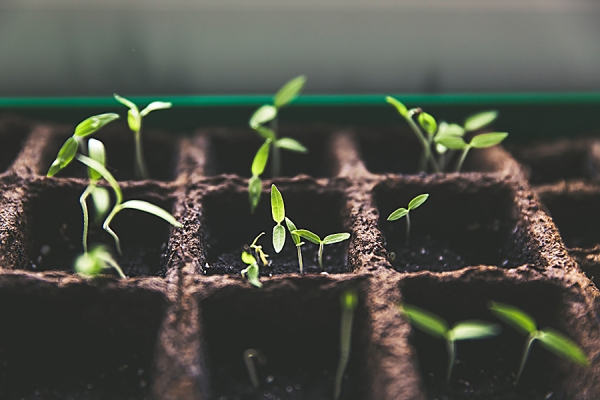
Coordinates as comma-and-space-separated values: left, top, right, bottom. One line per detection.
387, 193, 429, 221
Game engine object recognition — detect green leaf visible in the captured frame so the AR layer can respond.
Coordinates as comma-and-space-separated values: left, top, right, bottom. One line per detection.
436, 136, 467, 150
322, 233, 350, 245
292, 229, 321, 245
76, 155, 122, 205
408, 194, 429, 211
113, 94, 138, 111
285, 217, 301, 245
74, 113, 120, 138
386, 96, 408, 118
450, 321, 501, 341
87, 138, 106, 181
47, 136, 79, 176
274, 75, 306, 108
276, 138, 308, 153
241, 251, 257, 265
127, 108, 141, 133
418, 112, 437, 135
248, 176, 262, 213
464, 110, 498, 132
270, 184, 285, 223
470, 132, 508, 149
401, 304, 448, 339
90, 186, 111, 220
118, 200, 182, 228
488, 301, 537, 335
387, 208, 408, 221
140, 101, 172, 117
538, 328, 589, 366
252, 140, 271, 176
437, 122, 465, 138
242, 263, 262, 288
273, 224, 286, 253
249, 105, 277, 129
255, 126, 276, 141
74, 251, 104, 277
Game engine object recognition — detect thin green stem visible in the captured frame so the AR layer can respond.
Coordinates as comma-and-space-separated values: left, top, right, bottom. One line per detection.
406, 114, 440, 173
104, 256, 126, 278
297, 244, 304, 274
103, 205, 123, 255
318, 242, 324, 269
334, 301, 355, 399
243, 349, 266, 389
446, 338, 456, 383
455, 146, 471, 173
405, 212, 411, 246
134, 129, 149, 180
515, 334, 537, 385
79, 184, 94, 253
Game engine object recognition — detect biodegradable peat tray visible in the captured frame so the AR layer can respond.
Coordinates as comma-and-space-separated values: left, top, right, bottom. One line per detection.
0, 112, 599, 400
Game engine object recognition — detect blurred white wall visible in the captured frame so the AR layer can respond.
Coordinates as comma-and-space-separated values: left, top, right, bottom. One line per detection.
1, 0, 600, 96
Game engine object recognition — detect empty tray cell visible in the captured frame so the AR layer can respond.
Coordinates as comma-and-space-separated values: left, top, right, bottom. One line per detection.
204, 126, 332, 178
400, 274, 587, 399
0, 281, 167, 399
374, 178, 521, 272
0, 115, 30, 173
201, 181, 351, 275
21, 180, 178, 277
199, 278, 371, 399
44, 122, 179, 181
509, 138, 599, 185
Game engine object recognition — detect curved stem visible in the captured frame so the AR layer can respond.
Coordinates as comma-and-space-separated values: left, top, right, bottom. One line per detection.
297, 244, 304, 273
243, 349, 266, 389
406, 115, 440, 173
79, 184, 94, 253
134, 129, 149, 179
446, 338, 456, 383
515, 334, 537, 385
103, 205, 123, 255
455, 146, 471, 173
318, 242, 324, 269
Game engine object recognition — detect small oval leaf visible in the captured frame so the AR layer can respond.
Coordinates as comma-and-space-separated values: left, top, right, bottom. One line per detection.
241, 251, 257, 265
74, 113, 120, 138
322, 233, 350, 245
292, 229, 321, 245
285, 217, 301, 245
140, 101, 172, 117
274, 75, 306, 108
436, 136, 467, 150
113, 94, 138, 111
276, 138, 308, 153
538, 328, 589, 366
451, 321, 501, 341
437, 122, 465, 138
127, 108, 141, 132
488, 301, 537, 335
87, 138, 106, 181
119, 200, 182, 228
271, 184, 285, 223
464, 110, 498, 132
90, 186, 111, 220
249, 105, 277, 129
386, 96, 408, 118
418, 112, 437, 135
408, 194, 429, 211
248, 176, 262, 213
273, 224, 286, 253
47, 136, 79, 176
243, 263, 262, 288
401, 304, 448, 339
387, 208, 408, 221
252, 140, 271, 176
470, 132, 508, 149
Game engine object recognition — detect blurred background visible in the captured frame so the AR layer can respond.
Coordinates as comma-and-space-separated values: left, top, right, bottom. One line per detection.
2, 0, 600, 96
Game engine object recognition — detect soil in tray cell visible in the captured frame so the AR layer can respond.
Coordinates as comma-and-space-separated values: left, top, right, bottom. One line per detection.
0, 115, 29, 173
400, 277, 580, 400
199, 281, 370, 400
22, 182, 174, 277
44, 122, 178, 181
374, 180, 521, 272
202, 185, 350, 276
205, 127, 331, 178
0, 284, 166, 400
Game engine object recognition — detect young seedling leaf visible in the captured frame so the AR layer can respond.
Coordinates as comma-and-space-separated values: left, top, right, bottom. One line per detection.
87, 138, 106, 181
252, 140, 271, 176
437, 122, 465, 138
76, 155, 122, 205
323, 233, 350, 245
248, 176, 262, 213
385, 96, 408, 118
275, 138, 308, 153
450, 321, 501, 341
401, 304, 448, 339
249, 105, 277, 129
436, 136, 467, 150
538, 329, 589, 366
387, 208, 408, 221
127, 108, 141, 133
113, 94, 138, 111
464, 110, 498, 132
241, 263, 262, 288
470, 132, 508, 149
270, 184, 285, 223
488, 301, 537, 335
118, 200, 182, 228
140, 101, 172, 117
408, 194, 429, 210
255, 126, 276, 141
418, 112, 437, 135
274, 75, 306, 108
47, 136, 79, 176
74, 113, 120, 138
292, 229, 321, 245
285, 217, 301, 245
241, 251, 257, 265
74, 245, 125, 279
90, 186, 111, 221
273, 224, 286, 253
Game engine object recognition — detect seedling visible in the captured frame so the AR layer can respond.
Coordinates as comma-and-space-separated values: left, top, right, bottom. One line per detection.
114, 94, 172, 179
400, 303, 500, 382
270, 184, 287, 253
243, 348, 267, 389
247, 75, 308, 211
436, 132, 508, 172
291, 229, 350, 269
285, 217, 305, 273
74, 244, 125, 279
246, 232, 269, 267
241, 251, 262, 288
334, 288, 358, 400
488, 301, 589, 384
387, 194, 429, 245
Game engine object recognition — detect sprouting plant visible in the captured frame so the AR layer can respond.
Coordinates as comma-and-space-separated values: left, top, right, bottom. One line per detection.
435, 132, 508, 173
291, 229, 350, 269
270, 184, 287, 254
387, 194, 429, 245
285, 217, 305, 273
401, 303, 501, 382
246, 232, 269, 267
334, 288, 358, 400
241, 251, 262, 288
114, 94, 172, 180
243, 348, 267, 389
488, 301, 588, 384
248, 76, 308, 211
74, 244, 125, 279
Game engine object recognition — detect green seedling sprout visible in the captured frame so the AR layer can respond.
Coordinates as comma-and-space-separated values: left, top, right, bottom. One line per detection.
248, 76, 308, 211
291, 229, 350, 269
114, 94, 172, 180
243, 348, 267, 389
76, 154, 182, 255
74, 244, 125, 279
247, 232, 269, 267
334, 288, 358, 400
387, 194, 429, 245
488, 301, 589, 384
401, 304, 501, 383
241, 251, 262, 288
285, 217, 305, 273
270, 184, 287, 253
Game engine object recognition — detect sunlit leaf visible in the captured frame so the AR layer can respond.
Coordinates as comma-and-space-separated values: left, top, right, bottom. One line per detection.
292, 229, 321, 245
418, 112, 437, 135
276, 138, 308, 153
450, 321, 501, 341
273, 224, 286, 253
285, 217, 301, 245
386, 96, 408, 118
248, 176, 262, 213
47, 136, 79, 176
249, 105, 277, 129
270, 184, 285, 223
401, 304, 448, 339
470, 132, 508, 149
242, 263, 262, 288
408, 194, 429, 211
87, 138, 106, 181
74, 113, 120, 138
118, 200, 182, 228
437, 122, 465, 138
140, 101, 172, 117
251, 140, 271, 176
387, 208, 408, 221
538, 328, 589, 366
76, 155, 122, 205
127, 108, 141, 133
90, 186, 110, 221
274, 75, 306, 108
488, 301, 537, 335
322, 233, 350, 245
436, 136, 467, 150
113, 94, 138, 111
464, 110, 498, 132
241, 251, 257, 265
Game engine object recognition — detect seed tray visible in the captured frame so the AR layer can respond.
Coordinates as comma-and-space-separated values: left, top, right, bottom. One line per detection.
0, 113, 598, 400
